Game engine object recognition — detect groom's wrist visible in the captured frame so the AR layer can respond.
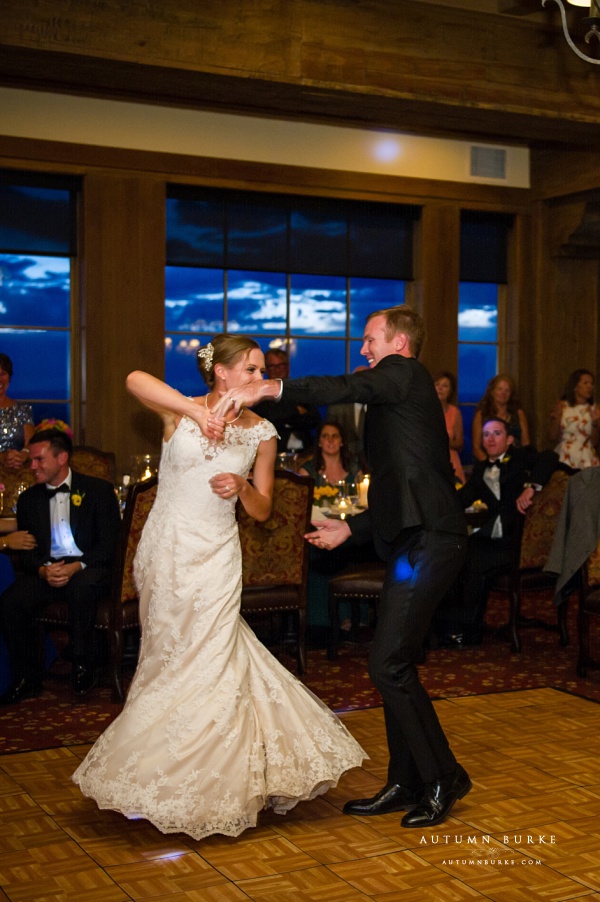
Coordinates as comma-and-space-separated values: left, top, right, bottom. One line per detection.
264, 379, 283, 401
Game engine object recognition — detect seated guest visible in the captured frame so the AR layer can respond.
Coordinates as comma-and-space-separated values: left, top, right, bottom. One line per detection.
298, 419, 362, 490
254, 348, 321, 453
0, 421, 120, 705
433, 370, 465, 484
472, 373, 530, 461
0, 530, 38, 693
300, 420, 365, 636
0, 352, 34, 471
437, 417, 558, 647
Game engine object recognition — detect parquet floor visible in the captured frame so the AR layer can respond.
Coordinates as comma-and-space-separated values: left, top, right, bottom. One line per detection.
2, 687, 600, 901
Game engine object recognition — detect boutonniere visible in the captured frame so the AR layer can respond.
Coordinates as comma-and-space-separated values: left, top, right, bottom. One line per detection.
501, 456, 511, 464
71, 490, 85, 507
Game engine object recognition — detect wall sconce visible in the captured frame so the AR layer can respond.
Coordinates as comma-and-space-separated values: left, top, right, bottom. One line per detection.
542, 0, 600, 64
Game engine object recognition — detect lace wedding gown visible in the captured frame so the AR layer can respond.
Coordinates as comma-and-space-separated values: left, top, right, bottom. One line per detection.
73, 415, 366, 840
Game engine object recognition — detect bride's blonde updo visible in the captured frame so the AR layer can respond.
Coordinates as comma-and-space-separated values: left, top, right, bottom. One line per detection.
197, 334, 261, 388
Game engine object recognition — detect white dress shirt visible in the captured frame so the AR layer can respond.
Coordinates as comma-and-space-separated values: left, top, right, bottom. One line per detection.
47, 468, 85, 561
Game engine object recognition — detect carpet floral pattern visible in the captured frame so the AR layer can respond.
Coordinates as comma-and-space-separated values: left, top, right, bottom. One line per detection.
1, 590, 599, 754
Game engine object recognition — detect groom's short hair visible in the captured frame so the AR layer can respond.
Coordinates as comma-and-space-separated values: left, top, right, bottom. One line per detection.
367, 305, 426, 358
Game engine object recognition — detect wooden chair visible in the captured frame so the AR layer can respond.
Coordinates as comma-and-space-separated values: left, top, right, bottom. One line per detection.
238, 470, 313, 674
38, 476, 157, 701
327, 561, 386, 659
0, 462, 34, 517
488, 469, 570, 653
577, 539, 600, 678
71, 445, 116, 483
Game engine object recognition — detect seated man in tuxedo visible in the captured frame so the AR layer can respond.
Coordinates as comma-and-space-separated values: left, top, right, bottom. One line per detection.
254, 348, 321, 454
437, 417, 558, 647
0, 422, 120, 704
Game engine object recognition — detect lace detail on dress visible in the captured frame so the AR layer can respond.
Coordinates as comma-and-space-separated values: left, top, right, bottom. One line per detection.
73, 411, 365, 839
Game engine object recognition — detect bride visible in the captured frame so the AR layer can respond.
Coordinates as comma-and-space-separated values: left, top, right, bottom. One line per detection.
73, 334, 365, 840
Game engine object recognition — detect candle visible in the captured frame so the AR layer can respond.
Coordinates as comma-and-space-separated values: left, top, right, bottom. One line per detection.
357, 475, 370, 507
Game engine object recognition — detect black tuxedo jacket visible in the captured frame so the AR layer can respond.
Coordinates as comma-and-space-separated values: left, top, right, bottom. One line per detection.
282, 355, 467, 558
458, 447, 558, 540
16, 470, 121, 578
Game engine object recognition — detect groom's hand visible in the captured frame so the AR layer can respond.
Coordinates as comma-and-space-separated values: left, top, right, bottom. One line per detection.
214, 379, 281, 417
305, 519, 351, 550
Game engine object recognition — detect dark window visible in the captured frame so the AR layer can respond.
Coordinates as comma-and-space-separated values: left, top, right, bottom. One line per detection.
0, 170, 77, 425
165, 187, 416, 386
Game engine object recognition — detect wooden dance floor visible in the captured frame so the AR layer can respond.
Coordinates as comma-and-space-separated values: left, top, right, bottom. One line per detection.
1, 687, 600, 901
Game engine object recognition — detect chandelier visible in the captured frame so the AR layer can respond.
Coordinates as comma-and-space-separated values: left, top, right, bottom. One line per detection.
542, 0, 600, 63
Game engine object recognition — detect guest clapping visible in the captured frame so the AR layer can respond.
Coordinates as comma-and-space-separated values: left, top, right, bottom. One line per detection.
434, 371, 465, 483
549, 369, 600, 470
471, 374, 530, 461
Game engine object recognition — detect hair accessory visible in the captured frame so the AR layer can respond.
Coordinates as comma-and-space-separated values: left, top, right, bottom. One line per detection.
34, 418, 74, 439
197, 342, 214, 368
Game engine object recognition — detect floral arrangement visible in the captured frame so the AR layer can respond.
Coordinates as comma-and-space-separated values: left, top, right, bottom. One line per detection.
313, 485, 339, 502
34, 418, 74, 438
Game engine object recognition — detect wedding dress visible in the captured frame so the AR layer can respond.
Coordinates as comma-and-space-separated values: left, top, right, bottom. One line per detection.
73, 415, 366, 840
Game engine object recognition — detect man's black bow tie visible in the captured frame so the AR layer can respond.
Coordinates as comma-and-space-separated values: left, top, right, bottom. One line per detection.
484, 459, 500, 470
46, 484, 70, 498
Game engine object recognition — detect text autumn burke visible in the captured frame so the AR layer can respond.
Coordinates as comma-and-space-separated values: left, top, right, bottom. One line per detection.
419, 835, 556, 845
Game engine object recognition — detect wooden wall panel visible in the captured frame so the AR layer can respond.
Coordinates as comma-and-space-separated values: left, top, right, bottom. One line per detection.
2, 0, 600, 144
532, 196, 600, 450
416, 204, 460, 377
81, 174, 165, 475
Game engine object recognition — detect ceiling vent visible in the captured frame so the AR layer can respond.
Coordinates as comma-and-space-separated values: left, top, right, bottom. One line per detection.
470, 145, 507, 180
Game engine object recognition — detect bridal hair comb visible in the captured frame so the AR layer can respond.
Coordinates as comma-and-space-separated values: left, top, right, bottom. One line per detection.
197, 342, 214, 368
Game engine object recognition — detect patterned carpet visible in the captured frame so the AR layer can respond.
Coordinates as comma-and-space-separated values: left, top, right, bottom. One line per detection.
1, 590, 598, 754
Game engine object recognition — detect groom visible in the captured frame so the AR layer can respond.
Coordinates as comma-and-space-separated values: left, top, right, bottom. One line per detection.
212, 305, 471, 828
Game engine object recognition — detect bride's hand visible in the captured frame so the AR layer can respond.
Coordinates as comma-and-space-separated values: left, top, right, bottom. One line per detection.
210, 472, 244, 500
189, 405, 227, 441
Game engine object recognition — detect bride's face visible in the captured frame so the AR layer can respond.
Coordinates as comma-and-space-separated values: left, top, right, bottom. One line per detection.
223, 348, 266, 390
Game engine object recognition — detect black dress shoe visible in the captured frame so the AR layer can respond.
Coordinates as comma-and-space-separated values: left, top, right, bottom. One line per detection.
71, 664, 96, 695
343, 782, 421, 816
0, 677, 42, 706
401, 764, 472, 828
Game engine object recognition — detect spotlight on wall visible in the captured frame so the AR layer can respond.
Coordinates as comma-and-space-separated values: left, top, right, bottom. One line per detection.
542, 0, 600, 64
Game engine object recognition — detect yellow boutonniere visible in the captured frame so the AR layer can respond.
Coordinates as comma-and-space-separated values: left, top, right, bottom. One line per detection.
71, 491, 85, 507
501, 456, 511, 463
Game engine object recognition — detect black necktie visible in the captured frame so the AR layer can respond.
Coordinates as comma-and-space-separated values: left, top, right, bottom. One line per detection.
484, 459, 500, 470
46, 484, 70, 498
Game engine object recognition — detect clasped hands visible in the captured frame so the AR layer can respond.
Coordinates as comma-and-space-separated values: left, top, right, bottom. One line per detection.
40, 560, 82, 587
198, 382, 276, 442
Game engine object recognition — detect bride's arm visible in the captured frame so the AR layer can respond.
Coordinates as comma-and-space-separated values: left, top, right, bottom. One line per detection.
241, 436, 277, 521
210, 435, 276, 522
126, 371, 225, 439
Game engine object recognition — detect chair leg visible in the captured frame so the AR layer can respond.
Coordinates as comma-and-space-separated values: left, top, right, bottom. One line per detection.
557, 600, 569, 647
327, 595, 340, 660
509, 588, 521, 653
109, 627, 124, 703
297, 608, 307, 676
577, 601, 589, 678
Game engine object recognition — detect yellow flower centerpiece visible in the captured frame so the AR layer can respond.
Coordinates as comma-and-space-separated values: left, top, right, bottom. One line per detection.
313, 484, 339, 507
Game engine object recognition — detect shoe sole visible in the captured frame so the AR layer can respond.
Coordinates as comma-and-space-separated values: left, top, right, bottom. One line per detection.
344, 805, 413, 816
